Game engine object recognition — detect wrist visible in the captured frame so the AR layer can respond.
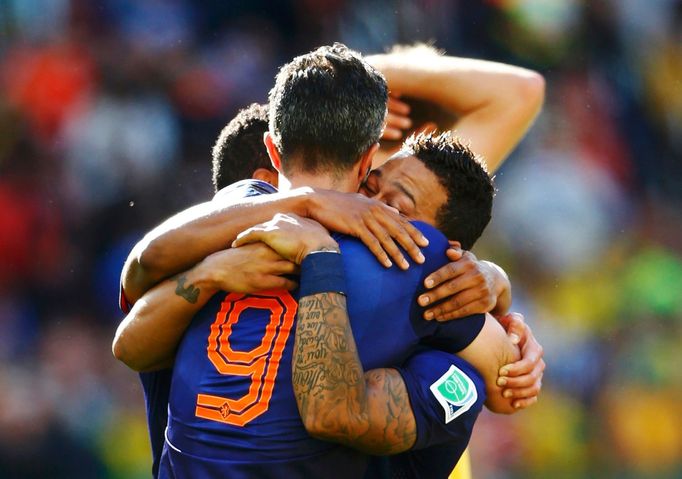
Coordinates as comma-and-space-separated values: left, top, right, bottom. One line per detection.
484, 261, 511, 316
302, 241, 340, 259
299, 251, 346, 298
191, 258, 222, 295
290, 187, 316, 217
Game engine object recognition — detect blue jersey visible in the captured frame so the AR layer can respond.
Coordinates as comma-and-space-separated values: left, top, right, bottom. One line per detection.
389, 350, 486, 479
163, 186, 485, 478
120, 180, 279, 478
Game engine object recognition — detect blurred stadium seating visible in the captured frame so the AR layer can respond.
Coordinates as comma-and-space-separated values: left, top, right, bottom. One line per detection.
0, 1, 680, 477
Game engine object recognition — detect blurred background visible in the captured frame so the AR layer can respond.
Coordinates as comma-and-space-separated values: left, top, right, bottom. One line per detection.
0, 0, 680, 478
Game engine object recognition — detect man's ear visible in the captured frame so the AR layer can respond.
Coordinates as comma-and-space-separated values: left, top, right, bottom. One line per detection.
357, 142, 379, 185
252, 168, 278, 187
264, 132, 282, 173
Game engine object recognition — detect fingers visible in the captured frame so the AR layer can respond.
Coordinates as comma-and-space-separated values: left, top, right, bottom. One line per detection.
423, 260, 469, 290
382, 126, 404, 141
387, 96, 410, 115
355, 223, 393, 268
360, 205, 429, 270
502, 381, 542, 400
448, 240, 462, 249
382, 97, 412, 141
232, 227, 265, 248
271, 260, 298, 275
426, 298, 494, 321
421, 264, 479, 304
400, 218, 429, 247
502, 313, 527, 345
497, 372, 538, 389
502, 333, 544, 377
445, 247, 463, 261
511, 396, 538, 410
375, 214, 426, 266
500, 352, 543, 378
258, 275, 299, 292
422, 279, 489, 315
362, 214, 408, 269
385, 112, 412, 130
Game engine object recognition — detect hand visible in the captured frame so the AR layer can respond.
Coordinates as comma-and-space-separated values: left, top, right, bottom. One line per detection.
381, 94, 412, 140
496, 313, 545, 410
233, 213, 338, 265
418, 245, 508, 320
308, 189, 428, 270
200, 243, 298, 293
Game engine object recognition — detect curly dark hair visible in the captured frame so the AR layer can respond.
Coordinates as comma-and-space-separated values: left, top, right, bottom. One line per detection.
211, 103, 272, 192
402, 131, 495, 249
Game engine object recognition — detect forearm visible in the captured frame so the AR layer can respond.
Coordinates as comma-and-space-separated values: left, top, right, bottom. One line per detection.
484, 261, 512, 317
456, 314, 521, 414
368, 51, 544, 171
113, 263, 217, 372
293, 292, 370, 443
121, 188, 312, 304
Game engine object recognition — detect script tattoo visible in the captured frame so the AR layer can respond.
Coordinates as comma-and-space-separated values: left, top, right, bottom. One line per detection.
292, 292, 416, 454
174, 274, 200, 304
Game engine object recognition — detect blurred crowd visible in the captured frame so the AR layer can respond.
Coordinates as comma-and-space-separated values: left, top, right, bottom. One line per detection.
0, 1, 680, 478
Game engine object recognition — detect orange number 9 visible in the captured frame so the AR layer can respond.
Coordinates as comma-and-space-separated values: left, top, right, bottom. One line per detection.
195, 291, 297, 426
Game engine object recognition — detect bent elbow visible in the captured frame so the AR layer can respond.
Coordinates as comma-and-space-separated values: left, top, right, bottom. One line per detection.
137, 238, 168, 280
112, 336, 130, 366
112, 335, 145, 372
301, 412, 336, 441
517, 71, 546, 113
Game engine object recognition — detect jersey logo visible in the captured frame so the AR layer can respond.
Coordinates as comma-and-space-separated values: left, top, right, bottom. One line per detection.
429, 364, 478, 424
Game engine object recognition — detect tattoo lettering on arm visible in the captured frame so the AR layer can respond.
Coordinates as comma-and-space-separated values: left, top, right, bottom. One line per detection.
174, 274, 200, 304
293, 293, 417, 454
362, 368, 417, 455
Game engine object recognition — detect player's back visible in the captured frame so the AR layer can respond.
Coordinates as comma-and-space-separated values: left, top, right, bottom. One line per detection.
164, 222, 481, 478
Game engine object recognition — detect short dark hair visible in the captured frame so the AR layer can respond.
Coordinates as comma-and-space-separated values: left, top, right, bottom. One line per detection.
268, 43, 388, 175
212, 103, 272, 192
402, 132, 494, 249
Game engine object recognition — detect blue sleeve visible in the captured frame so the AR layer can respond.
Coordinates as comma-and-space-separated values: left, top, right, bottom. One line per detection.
139, 369, 172, 478
212, 179, 277, 201
397, 350, 485, 451
334, 221, 485, 370
407, 222, 486, 353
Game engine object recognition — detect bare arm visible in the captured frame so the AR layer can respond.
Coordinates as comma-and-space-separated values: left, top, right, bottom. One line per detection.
456, 313, 521, 414
294, 292, 417, 455
113, 244, 297, 371
368, 48, 545, 172
122, 188, 427, 306
121, 189, 311, 305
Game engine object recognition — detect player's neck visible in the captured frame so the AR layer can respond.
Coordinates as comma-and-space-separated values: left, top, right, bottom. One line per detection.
278, 172, 357, 193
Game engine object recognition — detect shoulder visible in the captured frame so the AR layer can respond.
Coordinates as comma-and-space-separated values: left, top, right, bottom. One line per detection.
213, 179, 277, 202
409, 221, 450, 270
397, 350, 486, 451
402, 350, 484, 390
335, 220, 449, 271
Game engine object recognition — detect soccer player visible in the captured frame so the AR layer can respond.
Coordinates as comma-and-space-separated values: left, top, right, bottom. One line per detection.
114, 47, 540, 476
118, 45, 516, 479
116, 104, 531, 478
231, 132, 530, 478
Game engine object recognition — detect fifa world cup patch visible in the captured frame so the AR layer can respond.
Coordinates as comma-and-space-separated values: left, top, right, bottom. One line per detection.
430, 365, 478, 424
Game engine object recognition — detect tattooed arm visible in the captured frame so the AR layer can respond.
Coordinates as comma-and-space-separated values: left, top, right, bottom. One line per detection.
295, 292, 417, 455
112, 243, 297, 371
234, 213, 419, 454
